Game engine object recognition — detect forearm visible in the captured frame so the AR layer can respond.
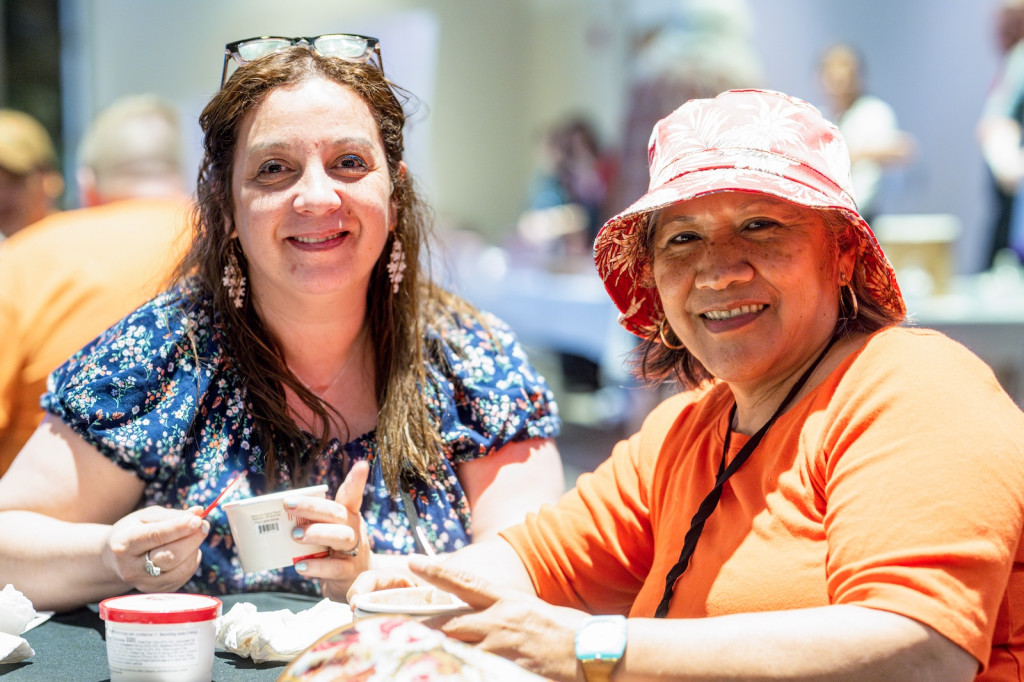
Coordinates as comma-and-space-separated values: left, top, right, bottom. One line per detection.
0, 510, 128, 612
614, 605, 975, 682
444, 539, 537, 596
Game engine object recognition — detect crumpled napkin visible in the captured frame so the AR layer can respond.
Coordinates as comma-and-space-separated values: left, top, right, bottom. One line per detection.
216, 597, 353, 663
0, 584, 37, 664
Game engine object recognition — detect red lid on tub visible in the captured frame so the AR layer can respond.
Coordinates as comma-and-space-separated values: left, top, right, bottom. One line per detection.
99, 593, 222, 624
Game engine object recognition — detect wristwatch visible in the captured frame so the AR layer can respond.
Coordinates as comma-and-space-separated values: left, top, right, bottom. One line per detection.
575, 615, 627, 682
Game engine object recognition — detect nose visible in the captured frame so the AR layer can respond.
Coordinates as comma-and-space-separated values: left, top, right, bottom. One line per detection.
693, 238, 754, 291
292, 165, 342, 214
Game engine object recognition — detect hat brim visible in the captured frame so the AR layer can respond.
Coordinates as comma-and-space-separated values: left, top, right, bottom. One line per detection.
594, 167, 906, 338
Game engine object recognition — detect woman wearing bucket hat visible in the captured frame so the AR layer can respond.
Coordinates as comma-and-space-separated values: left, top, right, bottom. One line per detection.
350, 89, 1024, 680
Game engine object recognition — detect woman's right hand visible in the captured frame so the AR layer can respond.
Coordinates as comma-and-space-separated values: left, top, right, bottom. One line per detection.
102, 506, 210, 593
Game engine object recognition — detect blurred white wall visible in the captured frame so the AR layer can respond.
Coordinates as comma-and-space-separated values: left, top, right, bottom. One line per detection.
60, 0, 1010, 273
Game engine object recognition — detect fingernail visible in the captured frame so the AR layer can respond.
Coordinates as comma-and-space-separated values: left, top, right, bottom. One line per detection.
295, 562, 308, 573
201, 520, 211, 534
291, 527, 304, 540
188, 515, 202, 530
284, 497, 298, 509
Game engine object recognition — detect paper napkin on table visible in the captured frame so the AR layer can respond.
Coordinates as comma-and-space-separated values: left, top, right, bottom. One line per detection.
0, 584, 37, 664
216, 597, 354, 663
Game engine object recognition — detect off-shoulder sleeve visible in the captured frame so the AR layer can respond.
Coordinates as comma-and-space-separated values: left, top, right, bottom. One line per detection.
425, 309, 561, 464
41, 291, 219, 484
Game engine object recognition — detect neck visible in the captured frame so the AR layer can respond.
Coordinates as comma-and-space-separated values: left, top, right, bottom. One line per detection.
255, 289, 370, 392
728, 333, 855, 435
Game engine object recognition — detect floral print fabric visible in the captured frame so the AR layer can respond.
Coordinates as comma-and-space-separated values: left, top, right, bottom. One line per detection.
42, 283, 560, 596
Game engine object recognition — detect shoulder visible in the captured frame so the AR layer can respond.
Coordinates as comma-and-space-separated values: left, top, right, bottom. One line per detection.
636, 381, 730, 449
47, 282, 221, 396
851, 326, 998, 381
425, 300, 516, 351
826, 326, 1024, 431
419, 300, 561, 457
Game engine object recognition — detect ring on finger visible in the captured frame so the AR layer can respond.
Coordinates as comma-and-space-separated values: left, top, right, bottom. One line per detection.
336, 534, 360, 557
144, 551, 162, 577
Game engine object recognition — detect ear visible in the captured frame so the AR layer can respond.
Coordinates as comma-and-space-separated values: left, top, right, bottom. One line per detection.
76, 167, 101, 208
42, 169, 65, 203
389, 161, 407, 232
223, 210, 237, 239
837, 243, 858, 284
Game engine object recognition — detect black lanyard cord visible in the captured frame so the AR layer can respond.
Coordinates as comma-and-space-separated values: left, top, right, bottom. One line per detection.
654, 333, 839, 618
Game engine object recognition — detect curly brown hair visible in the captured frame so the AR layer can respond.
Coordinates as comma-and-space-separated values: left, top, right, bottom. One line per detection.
633, 208, 906, 388
172, 46, 473, 491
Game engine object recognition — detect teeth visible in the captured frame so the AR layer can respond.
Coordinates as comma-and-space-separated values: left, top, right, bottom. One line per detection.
293, 232, 342, 244
703, 304, 765, 320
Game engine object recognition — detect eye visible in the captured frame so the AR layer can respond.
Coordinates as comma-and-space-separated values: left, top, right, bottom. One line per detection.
334, 154, 369, 174
667, 231, 700, 245
743, 218, 782, 233
256, 160, 289, 176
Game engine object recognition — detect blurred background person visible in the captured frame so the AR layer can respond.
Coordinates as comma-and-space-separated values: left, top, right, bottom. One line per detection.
607, 0, 764, 216
0, 109, 64, 239
819, 43, 915, 224
523, 115, 614, 252
978, 0, 1024, 266
0, 94, 191, 475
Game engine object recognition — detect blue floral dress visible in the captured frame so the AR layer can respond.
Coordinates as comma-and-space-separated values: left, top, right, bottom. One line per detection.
42, 283, 560, 596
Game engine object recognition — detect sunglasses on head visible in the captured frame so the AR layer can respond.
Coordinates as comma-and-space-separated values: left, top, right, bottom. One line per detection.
221, 34, 383, 87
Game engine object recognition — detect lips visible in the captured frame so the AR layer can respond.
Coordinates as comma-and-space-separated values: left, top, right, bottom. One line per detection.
701, 304, 766, 320
286, 230, 350, 251
290, 231, 345, 245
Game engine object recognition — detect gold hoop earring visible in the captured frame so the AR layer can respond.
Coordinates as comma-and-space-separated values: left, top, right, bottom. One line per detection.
658, 319, 685, 350
842, 283, 859, 320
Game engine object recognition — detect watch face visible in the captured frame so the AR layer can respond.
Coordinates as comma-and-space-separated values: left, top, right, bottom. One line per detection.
576, 616, 627, 660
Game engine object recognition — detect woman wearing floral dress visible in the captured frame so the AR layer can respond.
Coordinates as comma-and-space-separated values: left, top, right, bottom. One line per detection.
0, 35, 564, 611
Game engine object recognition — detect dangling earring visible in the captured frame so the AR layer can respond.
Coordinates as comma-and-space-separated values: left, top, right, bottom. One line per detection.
839, 272, 859, 321
386, 235, 406, 294
843, 283, 859, 320
658, 319, 685, 350
222, 242, 247, 309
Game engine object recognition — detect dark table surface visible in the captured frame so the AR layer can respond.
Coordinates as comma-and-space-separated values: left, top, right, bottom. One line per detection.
1, 591, 323, 681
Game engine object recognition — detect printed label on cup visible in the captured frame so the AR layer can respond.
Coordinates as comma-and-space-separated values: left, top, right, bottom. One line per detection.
222, 484, 330, 573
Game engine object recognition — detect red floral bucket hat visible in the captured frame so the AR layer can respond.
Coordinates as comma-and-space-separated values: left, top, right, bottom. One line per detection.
594, 88, 905, 339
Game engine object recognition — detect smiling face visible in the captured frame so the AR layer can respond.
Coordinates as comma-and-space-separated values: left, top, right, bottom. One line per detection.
650, 192, 855, 395
230, 76, 396, 311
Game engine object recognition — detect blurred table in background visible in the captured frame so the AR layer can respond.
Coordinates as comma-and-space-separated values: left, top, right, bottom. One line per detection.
905, 266, 1024, 408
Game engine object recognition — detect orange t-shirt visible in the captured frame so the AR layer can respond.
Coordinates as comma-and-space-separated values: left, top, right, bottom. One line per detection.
502, 327, 1024, 679
0, 197, 191, 474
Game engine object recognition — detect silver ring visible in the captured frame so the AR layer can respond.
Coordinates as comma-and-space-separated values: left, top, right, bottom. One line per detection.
144, 551, 161, 577
336, 534, 360, 558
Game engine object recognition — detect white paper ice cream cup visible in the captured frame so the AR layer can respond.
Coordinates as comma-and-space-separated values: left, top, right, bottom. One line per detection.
222, 484, 330, 573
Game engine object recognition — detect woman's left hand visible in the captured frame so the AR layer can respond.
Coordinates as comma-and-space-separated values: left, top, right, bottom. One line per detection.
288, 460, 371, 601
408, 555, 587, 682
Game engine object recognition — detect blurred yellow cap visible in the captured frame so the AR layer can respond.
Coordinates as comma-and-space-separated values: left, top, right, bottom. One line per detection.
0, 109, 57, 175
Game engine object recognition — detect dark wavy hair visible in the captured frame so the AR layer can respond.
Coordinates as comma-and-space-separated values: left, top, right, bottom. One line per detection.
172, 46, 472, 491
632, 208, 906, 388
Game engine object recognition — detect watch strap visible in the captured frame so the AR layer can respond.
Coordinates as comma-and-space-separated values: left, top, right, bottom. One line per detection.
579, 657, 617, 682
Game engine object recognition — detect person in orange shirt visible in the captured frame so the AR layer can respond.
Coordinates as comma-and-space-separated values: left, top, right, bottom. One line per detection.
0, 109, 64, 238
0, 95, 191, 474
350, 89, 1024, 681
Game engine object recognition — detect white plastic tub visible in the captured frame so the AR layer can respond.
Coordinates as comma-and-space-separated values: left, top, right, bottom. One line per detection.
99, 593, 222, 682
